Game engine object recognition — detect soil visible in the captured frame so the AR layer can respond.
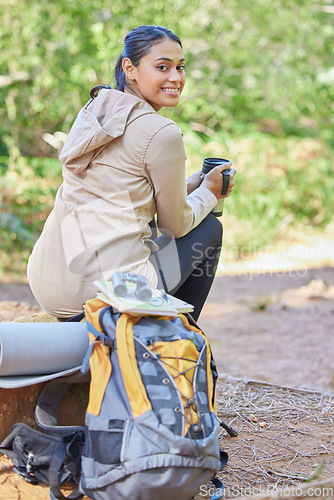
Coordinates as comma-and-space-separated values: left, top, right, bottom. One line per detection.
200, 266, 334, 394
0, 242, 333, 499
2, 264, 333, 393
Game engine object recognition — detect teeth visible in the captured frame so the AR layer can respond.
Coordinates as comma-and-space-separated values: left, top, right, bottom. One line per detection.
163, 88, 179, 93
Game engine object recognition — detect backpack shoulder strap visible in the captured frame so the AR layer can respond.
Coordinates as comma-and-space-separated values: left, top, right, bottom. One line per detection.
35, 370, 89, 436
115, 313, 153, 419
82, 298, 115, 416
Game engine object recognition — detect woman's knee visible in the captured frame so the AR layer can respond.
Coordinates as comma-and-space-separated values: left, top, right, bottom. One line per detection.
201, 213, 223, 245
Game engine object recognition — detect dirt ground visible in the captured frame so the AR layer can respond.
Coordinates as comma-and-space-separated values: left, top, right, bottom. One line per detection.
0, 242, 333, 499
200, 266, 334, 394
1, 263, 333, 393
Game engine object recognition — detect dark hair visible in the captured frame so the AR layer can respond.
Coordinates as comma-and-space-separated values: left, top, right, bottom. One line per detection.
90, 84, 111, 99
114, 25, 182, 91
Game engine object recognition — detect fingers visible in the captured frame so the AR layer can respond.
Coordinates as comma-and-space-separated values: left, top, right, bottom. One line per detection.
228, 168, 236, 186
187, 171, 202, 182
215, 161, 232, 172
205, 163, 232, 181
201, 162, 236, 199
186, 170, 205, 195
193, 171, 203, 180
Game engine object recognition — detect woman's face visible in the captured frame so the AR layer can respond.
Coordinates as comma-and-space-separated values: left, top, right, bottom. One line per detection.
124, 38, 186, 111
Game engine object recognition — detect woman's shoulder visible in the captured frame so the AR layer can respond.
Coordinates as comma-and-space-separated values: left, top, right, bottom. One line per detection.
92, 88, 182, 137
136, 114, 186, 166
126, 113, 184, 164
129, 108, 183, 140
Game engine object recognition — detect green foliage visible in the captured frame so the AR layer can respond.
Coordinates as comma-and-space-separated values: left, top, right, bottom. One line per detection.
186, 130, 334, 254
0, 0, 333, 276
0, 155, 62, 275
1, 0, 333, 154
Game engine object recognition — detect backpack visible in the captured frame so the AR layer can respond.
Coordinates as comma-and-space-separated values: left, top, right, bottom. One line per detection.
0, 297, 231, 500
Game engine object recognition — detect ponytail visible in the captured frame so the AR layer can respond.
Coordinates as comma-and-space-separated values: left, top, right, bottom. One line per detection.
89, 84, 111, 99
114, 54, 126, 91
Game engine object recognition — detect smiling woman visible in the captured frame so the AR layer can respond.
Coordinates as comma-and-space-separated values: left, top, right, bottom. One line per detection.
27, 24, 236, 320
122, 38, 186, 110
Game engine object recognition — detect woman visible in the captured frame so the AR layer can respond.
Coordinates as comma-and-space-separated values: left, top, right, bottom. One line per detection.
27, 25, 236, 321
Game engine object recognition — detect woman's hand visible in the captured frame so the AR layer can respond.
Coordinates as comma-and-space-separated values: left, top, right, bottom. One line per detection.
202, 163, 236, 199
186, 171, 203, 195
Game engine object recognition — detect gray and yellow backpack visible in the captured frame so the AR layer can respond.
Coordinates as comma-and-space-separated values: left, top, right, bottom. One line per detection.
0, 298, 230, 500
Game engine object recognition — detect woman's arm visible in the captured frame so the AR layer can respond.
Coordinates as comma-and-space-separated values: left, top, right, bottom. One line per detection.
143, 123, 217, 238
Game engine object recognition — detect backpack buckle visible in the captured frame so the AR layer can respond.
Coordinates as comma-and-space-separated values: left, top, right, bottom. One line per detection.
13, 466, 39, 485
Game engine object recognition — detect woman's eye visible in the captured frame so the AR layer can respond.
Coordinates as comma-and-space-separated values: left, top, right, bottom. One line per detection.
156, 64, 185, 72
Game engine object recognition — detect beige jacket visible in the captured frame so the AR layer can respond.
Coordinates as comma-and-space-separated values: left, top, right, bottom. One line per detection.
27, 89, 217, 317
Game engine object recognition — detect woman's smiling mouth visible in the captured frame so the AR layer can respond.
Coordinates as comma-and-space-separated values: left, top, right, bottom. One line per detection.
162, 87, 180, 94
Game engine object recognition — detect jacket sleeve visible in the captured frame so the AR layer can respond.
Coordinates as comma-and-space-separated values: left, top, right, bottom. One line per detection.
142, 123, 217, 238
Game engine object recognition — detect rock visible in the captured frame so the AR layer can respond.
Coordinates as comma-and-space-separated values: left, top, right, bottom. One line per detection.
13, 311, 59, 322
0, 382, 89, 442
303, 279, 328, 299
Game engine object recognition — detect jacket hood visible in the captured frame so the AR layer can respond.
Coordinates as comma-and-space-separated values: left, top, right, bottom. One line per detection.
59, 89, 155, 175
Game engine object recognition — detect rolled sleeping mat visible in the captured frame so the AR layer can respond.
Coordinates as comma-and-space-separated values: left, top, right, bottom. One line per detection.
0, 321, 89, 388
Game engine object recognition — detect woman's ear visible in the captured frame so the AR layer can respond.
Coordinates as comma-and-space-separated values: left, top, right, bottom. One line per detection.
122, 58, 136, 82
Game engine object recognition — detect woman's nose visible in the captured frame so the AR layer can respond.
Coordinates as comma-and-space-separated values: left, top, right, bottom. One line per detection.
169, 68, 182, 82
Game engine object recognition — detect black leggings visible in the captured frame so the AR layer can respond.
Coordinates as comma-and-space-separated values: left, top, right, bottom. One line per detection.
150, 214, 222, 321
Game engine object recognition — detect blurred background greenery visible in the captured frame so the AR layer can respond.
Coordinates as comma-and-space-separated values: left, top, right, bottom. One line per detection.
0, 0, 333, 278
